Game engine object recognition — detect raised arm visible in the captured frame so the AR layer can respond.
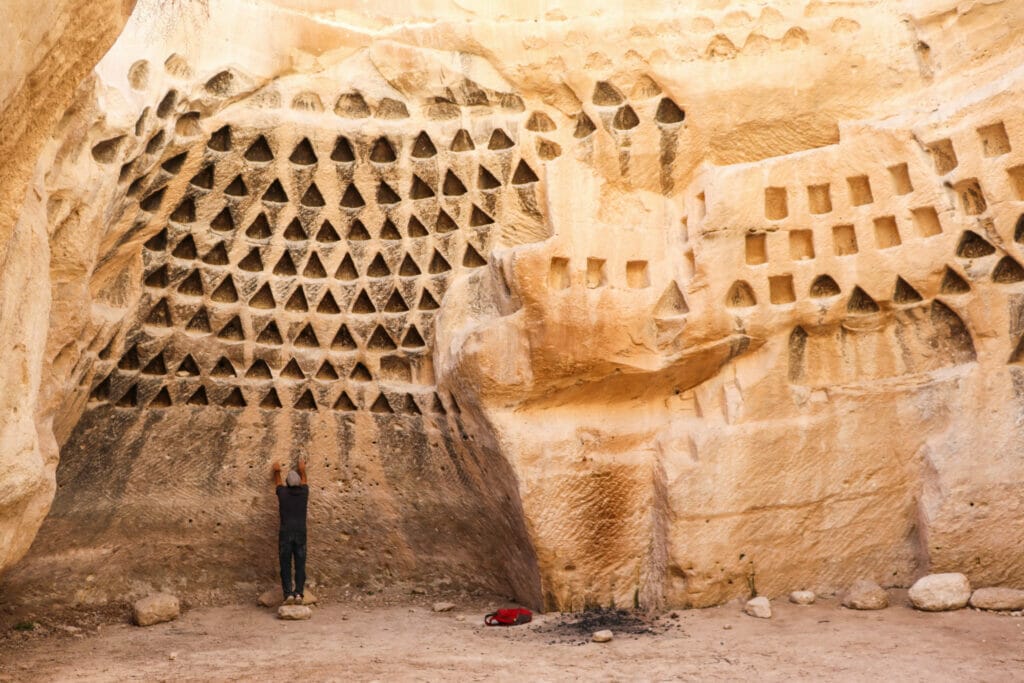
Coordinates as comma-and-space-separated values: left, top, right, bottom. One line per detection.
297, 457, 307, 485
273, 461, 284, 487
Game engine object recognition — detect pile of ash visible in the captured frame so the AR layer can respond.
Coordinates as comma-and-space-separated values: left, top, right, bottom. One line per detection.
533, 607, 677, 645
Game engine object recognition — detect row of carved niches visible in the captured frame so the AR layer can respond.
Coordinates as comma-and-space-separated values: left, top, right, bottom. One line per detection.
728, 222, 1024, 309
87, 365, 450, 415
99, 72, 686, 188
139, 219, 449, 333
96, 69, 688, 257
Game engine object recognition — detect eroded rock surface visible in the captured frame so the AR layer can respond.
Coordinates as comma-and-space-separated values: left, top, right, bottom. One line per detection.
3, 0, 1024, 611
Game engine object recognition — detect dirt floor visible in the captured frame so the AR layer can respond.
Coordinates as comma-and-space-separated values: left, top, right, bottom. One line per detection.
0, 593, 1022, 682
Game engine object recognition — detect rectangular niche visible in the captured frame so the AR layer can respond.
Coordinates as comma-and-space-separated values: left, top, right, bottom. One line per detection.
769, 274, 796, 304
847, 175, 874, 206
548, 257, 570, 290
928, 138, 958, 175
586, 258, 607, 288
977, 122, 1011, 157
832, 224, 858, 256
807, 184, 832, 214
873, 216, 901, 248
955, 178, 987, 215
1008, 165, 1024, 200
626, 260, 650, 289
789, 230, 815, 260
745, 233, 767, 265
765, 187, 788, 220
912, 207, 942, 237
888, 163, 913, 195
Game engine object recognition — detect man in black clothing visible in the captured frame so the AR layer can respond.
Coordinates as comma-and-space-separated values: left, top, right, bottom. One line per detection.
273, 458, 308, 604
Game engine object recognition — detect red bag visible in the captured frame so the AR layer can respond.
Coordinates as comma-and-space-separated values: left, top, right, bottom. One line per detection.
484, 607, 532, 626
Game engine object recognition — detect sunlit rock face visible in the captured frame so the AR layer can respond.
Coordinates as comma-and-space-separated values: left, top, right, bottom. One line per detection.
3, 0, 1024, 610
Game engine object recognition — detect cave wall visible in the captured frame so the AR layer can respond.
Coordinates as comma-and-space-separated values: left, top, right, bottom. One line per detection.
3, 0, 1024, 609
0, 0, 135, 576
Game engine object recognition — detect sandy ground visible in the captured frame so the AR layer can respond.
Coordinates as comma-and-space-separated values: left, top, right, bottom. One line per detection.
1, 594, 1022, 682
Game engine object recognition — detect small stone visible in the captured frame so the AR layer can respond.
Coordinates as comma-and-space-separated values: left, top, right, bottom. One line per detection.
168, 652, 177, 661
789, 590, 815, 605
301, 589, 318, 605
277, 605, 312, 620
842, 580, 888, 610
909, 573, 971, 611
592, 629, 613, 642
969, 587, 1024, 611
744, 596, 771, 618
455, 615, 467, 622
432, 602, 456, 612
132, 593, 180, 627
257, 589, 282, 608
411, 587, 426, 595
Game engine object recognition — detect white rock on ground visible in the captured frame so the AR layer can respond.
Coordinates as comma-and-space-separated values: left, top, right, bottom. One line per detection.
842, 580, 888, 610
744, 596, 772, 618
592, 630, 613, 643
789, 590, 815, 605
132, 593, 180, 627
277, 605, 312, 620
909, 573, 971, 611
969, 587, 1024, 611
432, 602, 456, 612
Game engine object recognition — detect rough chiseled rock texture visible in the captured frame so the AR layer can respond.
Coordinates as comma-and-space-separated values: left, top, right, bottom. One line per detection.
3, 0, 1024, 611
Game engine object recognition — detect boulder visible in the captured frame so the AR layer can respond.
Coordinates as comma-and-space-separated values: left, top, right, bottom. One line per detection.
132, 593, 180, 627
969, 587, 1024, 611
592, 629, 613, 642
842, 580, 888, 610
789, 590, 815, 605
257, 589, 281, 608
744, 596, 772, 618
908, 573, 971, 611
277, 605, 312, 620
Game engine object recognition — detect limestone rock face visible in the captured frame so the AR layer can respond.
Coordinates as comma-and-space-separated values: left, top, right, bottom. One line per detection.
0, 0, 134, 581
909, 573, 971, 612
132, 592, 180, 626
3, 0, 1024, 612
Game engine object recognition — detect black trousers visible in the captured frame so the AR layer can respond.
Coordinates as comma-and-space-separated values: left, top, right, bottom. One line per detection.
278, 531, 307, 597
